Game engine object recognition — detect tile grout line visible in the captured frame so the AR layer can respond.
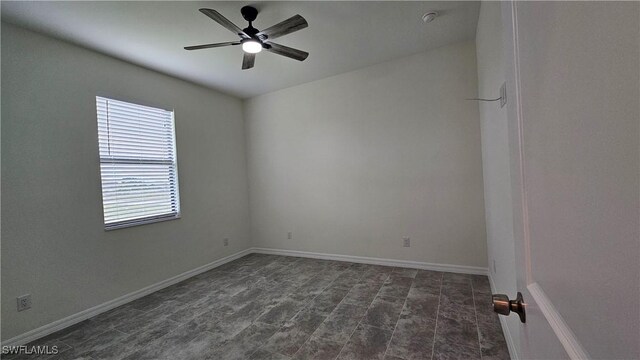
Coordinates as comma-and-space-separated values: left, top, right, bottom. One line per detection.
58, 302, 156, 352
291, 262, 371, 359
247, 298, 317, 356
70, 296, 197, 358
252, 261, 359, 358
334, 270, 394, 359
176, 257, 281, 356
471, 279, 483, 359
23, 255, 277, 359
37, 257, 492, 360
111, 255, 284, 358
191, 256, 309, 357
241, 256, 325, 358
430, 272, 445, 360
380, 275, 413, 359
56, 318, 127, 355
213, 257, 300, 359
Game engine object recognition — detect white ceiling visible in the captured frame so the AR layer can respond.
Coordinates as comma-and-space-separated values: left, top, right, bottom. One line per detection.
1, 1, 479, 98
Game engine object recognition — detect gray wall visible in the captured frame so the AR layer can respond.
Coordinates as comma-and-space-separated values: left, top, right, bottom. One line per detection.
1, 23, 251, 340
245, 41, 488, 268
475, 1, 519, 356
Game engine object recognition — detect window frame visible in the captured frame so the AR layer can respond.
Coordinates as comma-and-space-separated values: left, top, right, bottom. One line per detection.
96, 96, 181, 231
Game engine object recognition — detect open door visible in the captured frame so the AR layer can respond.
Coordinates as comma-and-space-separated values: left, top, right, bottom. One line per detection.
496, 2, 639, 359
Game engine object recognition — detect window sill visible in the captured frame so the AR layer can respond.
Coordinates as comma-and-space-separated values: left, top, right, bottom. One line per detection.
104, 213, 181, 231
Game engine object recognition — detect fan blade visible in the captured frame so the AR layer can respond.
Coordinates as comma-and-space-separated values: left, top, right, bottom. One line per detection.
265, 42, 309, 61
242, 53, 256, 70
199, 8, 249, 38
184, 41, 240, 50
257, 14, 308, 40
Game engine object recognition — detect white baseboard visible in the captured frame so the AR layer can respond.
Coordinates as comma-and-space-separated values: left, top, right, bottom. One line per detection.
252, 247, 488, 275
4, 247, 488, 347
1, 248, 252, 347
489, 275, 519, 360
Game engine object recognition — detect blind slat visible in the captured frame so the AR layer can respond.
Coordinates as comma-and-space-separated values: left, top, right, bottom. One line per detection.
103, 196, 176, 206
99, 150, 174, 160
98, 137, 174, 149
97, 115, 173, 129
103, 201, 175, 213
97, 123, 173, 137
97, 125, 173, 139
97, 106, 172, 119
97, 96, 180, 228
103, 205, 176, 216
97, 98, 171, 115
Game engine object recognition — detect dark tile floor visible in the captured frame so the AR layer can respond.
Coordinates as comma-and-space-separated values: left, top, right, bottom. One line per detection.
6, 254, 510, 360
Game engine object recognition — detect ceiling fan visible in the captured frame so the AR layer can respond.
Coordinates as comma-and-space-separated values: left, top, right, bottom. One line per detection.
184, 6, 309, 70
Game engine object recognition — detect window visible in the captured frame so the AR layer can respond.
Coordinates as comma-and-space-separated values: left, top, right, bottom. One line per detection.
96, 96, 180, 230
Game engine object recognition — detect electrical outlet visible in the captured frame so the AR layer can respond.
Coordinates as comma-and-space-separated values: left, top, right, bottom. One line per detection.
500, 82, 507, 108
493, 260, 497, 274
403, 237, 410, 247
223, 238, 229, 247
17, 294, 31, 312
287, 232, 292, 240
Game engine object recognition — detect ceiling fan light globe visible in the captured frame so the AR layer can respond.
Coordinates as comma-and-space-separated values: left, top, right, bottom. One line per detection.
242, 40, 262, 54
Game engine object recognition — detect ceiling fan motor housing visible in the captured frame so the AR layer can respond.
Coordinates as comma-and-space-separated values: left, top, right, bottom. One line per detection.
241, 6, 258, 23
243, 26, 260, 38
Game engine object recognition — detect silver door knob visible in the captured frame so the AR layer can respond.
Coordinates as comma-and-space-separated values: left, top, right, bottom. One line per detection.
492, 292, 526, 323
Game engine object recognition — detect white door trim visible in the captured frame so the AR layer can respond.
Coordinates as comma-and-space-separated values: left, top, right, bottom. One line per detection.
527, 283, 590, 359
505, 0, 533, 285
489, 276, 520, 360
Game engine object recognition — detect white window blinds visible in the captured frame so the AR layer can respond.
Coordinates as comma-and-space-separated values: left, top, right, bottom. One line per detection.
96, 96, 181, 230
